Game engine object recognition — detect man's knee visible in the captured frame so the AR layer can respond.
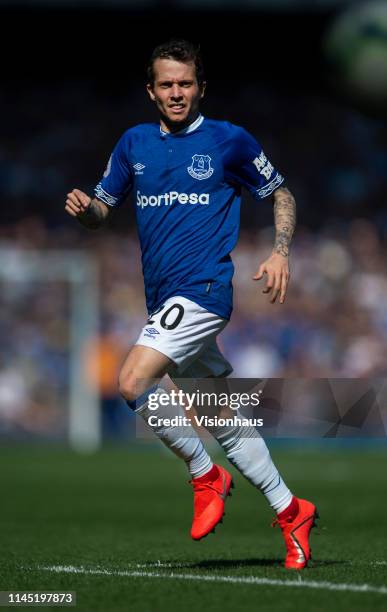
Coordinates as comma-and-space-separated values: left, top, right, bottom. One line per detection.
117, 365, 162, 405
118, 371, 138, 403
118, 344, 172, 404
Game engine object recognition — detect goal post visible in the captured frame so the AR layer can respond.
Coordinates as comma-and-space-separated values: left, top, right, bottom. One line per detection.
0, 248, 101, 452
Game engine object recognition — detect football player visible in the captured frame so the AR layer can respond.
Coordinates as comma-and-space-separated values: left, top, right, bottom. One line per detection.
65, 39, 317, 569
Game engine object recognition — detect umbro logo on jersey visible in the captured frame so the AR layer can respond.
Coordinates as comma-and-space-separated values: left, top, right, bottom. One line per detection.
187, 154, 214, 180
133, 162, 146, 175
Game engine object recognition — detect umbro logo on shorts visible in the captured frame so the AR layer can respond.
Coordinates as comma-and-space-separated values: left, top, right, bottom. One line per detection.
143, 327, 160, 339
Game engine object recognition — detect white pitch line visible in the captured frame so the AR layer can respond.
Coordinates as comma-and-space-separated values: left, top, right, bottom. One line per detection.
36, 565, 387, 596
134, 562, 190, 569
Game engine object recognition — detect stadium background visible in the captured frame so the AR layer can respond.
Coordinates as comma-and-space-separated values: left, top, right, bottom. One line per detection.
1, 0, 387, 439
0, 2, 387, 610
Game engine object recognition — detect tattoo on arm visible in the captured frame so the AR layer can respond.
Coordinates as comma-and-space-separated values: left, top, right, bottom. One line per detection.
272, 187, 296, 257
77, 199, 109, 229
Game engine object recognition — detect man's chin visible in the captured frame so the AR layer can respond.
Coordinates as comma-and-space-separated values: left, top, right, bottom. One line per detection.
167, 113, 189, 124
159, 107, 199, 132
162, 111, 197, 133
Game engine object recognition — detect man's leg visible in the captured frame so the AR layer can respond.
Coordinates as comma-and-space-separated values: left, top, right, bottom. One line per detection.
204, 403, 292, 512
204, 399, 317, 569
172, 351, 317, 568
119, 295, 237, 540
168, 348, 290, 511
119, 343, 233, 540
118, 344, 212, 479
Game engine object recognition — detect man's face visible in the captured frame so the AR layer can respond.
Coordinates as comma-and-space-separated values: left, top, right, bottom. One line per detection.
147, 58, 205, 131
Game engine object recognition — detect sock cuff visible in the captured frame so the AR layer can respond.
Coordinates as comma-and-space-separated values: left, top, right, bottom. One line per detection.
126, 384, 161, 412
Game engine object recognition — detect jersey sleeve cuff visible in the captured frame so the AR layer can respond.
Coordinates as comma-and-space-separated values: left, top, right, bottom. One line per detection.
255, 173, 284, 199
94, 183, 121, 207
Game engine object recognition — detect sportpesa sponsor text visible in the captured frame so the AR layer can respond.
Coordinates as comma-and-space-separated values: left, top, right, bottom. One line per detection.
137, 190, 209, 208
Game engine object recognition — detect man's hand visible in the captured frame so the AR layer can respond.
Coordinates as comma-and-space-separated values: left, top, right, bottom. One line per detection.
65, 189, 109, 229
65, 189, 91, 218
253, 252, 290, 304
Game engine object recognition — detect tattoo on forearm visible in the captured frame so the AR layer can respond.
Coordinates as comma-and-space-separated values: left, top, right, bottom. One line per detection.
273, 187, 296, 257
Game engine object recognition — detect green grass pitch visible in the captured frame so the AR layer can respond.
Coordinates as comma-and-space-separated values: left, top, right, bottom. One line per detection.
1, 444, 386, 611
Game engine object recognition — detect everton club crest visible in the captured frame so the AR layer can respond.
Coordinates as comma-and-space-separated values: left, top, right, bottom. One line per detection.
187, 154, 214, 180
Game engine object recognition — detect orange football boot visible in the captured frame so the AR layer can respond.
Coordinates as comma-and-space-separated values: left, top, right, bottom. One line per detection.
273, 498, 319, 569
190, 464, 233, 541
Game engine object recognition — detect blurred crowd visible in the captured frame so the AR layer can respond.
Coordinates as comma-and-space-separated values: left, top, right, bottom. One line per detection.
1, 81, 387, 438
2, 79, 387, 230
1, 215, 387, 437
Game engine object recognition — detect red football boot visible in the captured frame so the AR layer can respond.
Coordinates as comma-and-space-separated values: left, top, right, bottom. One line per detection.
272, 497, 319, 569
190, 464, 233, 541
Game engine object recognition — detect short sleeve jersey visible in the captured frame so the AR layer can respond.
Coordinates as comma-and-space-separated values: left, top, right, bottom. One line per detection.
95, 115, 284, 319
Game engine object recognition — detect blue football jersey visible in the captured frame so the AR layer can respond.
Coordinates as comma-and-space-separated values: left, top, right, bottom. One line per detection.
94, 114, 284, 319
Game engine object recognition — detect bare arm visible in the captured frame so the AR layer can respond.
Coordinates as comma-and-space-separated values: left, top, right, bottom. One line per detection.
65, 189, 110, 229
252, 186, 296, 304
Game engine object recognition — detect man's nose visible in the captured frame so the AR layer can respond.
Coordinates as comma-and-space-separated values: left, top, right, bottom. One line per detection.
170, 85, 183, 99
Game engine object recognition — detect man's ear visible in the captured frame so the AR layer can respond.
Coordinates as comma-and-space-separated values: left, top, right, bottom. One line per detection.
146, 83, 156, 102
200, 81, 207, 99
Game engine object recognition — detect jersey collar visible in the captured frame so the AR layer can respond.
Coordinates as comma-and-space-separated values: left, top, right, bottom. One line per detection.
160, 114, 204, 138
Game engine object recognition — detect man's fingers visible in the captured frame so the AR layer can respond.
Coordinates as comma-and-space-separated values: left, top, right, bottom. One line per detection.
72, 188, 88, 201
254, 260, 290, 303
79, 193, 91, 210
279, 272, 289, 304
269, 273, 282, 303
66, 192, 82, 207
66, 189, 91, 218
65, 197, 81, 212
65, 204, 78, 217
253, 264, 265, 280
263, 271, 274, 293
67, 189, 90, 210
66, 195, 80, 205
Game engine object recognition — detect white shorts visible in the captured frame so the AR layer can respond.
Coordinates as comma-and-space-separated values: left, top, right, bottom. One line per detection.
135, 296, 233, 378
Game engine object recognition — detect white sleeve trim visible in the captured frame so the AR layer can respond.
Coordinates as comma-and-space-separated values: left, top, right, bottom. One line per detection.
94, 183, 119, 207
256, 173, 284, 199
